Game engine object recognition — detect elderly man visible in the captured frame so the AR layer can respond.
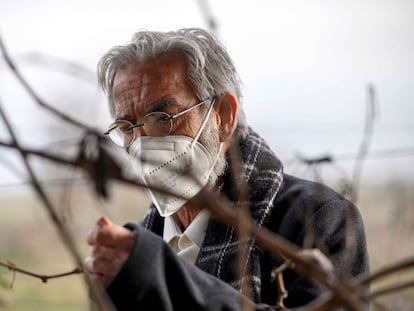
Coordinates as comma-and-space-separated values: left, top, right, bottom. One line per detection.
84, 28, 369, 310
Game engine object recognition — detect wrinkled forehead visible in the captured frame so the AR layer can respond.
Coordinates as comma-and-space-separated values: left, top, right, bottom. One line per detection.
113, 53, 190, 98
111, 53, 197, 118
114, 52, 187, 83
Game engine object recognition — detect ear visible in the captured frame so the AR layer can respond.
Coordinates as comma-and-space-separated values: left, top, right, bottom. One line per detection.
214, 93, 238, 145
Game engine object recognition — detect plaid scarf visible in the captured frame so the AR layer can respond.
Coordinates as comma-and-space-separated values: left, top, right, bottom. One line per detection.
140, 128, 284, 301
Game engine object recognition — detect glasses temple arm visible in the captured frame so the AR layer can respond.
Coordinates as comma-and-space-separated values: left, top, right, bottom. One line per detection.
104, 124, 117, 135
104, 122, 145, 136
170, 96, 215, 120
128, 123, 145, 129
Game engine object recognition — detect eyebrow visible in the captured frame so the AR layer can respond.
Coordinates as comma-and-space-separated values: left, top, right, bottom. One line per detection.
114, 99, 176, 122
115, 115, 130, 122
147, 99, 175, 114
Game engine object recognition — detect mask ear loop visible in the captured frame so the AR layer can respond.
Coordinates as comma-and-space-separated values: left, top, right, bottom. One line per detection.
207, 142, 224, 177
190, 96, 217, 148
189, 96, 223, 187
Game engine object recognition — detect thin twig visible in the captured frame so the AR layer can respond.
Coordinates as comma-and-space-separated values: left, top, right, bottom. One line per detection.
228, 138, 254, 311
0, 34, 97, 133
22, 52, 96, 81
369, 280, 414, 299
271, 261, 292, 309
193, 190, 366, 311
197, 0, 218, 34
0, 102, 114, 310
0, 260, 82, 284
357, 256, 414, 285
0, 102, 82, 265
0, 139, 139, 188
350, 84, 377, 203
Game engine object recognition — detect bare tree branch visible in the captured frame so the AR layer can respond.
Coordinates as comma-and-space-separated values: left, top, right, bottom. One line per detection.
0, 138, 138, 188
369, 280, 414, 300
0, 260, 82, 284
0, 102, 82, 264
0, 34, 98, 133
358, 257, 414, 285
350, 84, 378, 203
197, 0, 218, 34
193, 190, 367, 311
1, 28, 412, 310
0, 100, 114, 310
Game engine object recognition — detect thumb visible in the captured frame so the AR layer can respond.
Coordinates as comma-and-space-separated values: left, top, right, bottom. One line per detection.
96, 215, 112, 227
92, 216, 133, 247
86, 216, 113, 245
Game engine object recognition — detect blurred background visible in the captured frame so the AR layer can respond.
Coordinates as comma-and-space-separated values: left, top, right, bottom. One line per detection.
0, 0, 413, 310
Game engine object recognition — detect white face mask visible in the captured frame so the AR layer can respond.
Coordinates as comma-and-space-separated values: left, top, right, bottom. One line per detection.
128, 100, 223, 217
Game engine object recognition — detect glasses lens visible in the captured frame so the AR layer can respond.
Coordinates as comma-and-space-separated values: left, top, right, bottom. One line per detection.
106, 120, 135, 147
144, 112, 172, 136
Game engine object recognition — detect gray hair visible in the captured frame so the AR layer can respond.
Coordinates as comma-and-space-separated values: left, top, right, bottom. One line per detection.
97, 28, 248, 142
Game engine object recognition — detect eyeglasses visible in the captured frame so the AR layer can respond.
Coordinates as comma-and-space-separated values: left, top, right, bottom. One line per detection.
104, 96, 215, 147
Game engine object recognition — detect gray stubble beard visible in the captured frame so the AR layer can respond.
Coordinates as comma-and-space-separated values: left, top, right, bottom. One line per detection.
199, 117, 228, 192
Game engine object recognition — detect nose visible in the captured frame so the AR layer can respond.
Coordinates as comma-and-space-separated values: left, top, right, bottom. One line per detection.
125, 126, 147, 150
136, 126, 147, 137
126, 129, 145, 152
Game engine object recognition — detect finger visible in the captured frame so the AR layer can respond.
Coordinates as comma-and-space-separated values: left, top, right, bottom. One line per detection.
86, 228, 97, 246
94, 226, 134, 248
84, 256, 97, 274
96, 215, 112, 227
86, 216, 121, 246
83, 268, 113, 288
84, 255, 123, 278
86, 216, 112, 245
92, 245, 124, 261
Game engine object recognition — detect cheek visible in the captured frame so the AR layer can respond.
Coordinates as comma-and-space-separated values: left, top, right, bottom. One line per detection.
173, 118, 196, 137
171, 113, 203, 138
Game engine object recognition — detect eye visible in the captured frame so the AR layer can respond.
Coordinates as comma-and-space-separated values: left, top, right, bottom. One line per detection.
116, 121, 134, 134
157, 114, 171, 123
120, 126, 132, 133
144, 112, 172, 136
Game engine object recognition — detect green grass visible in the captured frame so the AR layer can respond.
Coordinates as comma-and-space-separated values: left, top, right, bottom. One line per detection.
1, 274, 88, 311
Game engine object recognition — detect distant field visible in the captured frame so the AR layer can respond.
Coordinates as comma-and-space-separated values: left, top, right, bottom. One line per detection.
358, 181, 414, 310
0, 183, 148, 310
0, 180, 413, 310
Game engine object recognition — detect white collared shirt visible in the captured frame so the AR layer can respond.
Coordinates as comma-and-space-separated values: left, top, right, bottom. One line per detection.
163, 209, 210, 264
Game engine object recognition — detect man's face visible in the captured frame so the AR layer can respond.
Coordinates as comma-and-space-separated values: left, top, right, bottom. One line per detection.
112, 53, 228, 189
112, 53, 207, 141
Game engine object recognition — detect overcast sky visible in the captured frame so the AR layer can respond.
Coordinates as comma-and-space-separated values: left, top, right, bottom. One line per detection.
1, 0, 413, 186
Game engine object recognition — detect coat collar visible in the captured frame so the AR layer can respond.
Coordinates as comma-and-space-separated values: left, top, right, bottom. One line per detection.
195, 128, 283, 294
140, 128, 284, 298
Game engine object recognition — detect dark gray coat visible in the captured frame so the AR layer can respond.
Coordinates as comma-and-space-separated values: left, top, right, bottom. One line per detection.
107, 129, 369, 310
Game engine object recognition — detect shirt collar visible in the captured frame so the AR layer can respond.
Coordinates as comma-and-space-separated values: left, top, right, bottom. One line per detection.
163, 209, 211, 247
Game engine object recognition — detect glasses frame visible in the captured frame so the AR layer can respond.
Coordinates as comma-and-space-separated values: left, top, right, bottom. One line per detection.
104, 95, 216, 147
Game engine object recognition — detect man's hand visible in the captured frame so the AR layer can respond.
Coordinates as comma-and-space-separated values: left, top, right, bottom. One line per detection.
84, 216, 135, 287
